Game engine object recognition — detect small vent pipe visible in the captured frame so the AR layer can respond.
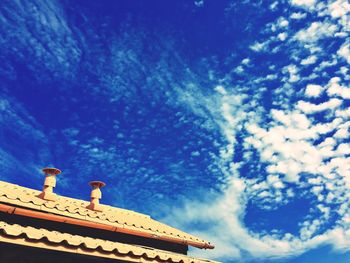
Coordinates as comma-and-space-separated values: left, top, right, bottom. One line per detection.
86, 181, 106, 212
37, 167, 61, 201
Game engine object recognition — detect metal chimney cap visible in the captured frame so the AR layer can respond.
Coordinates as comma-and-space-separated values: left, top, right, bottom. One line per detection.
42, 167, 62, 175
89, 181, 106, 188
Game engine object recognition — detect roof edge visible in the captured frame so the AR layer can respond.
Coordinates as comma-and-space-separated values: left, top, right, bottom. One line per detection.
0, 202, 214, 249
0, 220, 220, 263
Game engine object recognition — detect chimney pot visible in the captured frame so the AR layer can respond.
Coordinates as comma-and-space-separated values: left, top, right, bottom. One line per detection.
37, 167, 61, 201
86, 181, 106, 212
42, 167, 62, 176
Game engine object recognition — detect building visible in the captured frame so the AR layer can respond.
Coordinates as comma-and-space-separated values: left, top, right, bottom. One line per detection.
0, 167, 219, 263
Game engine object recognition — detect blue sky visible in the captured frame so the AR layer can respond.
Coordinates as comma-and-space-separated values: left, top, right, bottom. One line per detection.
0, 0, 349, 262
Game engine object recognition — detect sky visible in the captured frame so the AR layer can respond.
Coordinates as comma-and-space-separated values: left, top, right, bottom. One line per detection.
0, 0, 349, 262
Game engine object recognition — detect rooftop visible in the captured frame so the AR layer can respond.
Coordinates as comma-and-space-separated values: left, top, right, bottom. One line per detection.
0, 168, 218, 263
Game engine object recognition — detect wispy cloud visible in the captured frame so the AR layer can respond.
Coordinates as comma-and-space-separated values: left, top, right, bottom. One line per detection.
1, 1, 349, 262
0, 92, 52, 185
161, 1, 350, 261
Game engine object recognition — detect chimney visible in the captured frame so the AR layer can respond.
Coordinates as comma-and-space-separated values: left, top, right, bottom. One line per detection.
37, 167, 61, 201
86, 181, 106, 212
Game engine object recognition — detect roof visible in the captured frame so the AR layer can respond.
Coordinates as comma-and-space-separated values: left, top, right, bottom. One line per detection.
0, 180, 213, 249
0, 220, 219, 263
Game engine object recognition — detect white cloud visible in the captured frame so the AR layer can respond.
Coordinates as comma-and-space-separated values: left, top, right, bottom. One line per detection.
168, 85, 349, 261
305, 84, 323, 97
283, 64, 300, 83
334, 127, 349, 139
339, 66, 349, 78
295, 22, 338, 43
291, 0, 316, 8
164, 1, 350, 261
301, 55, 317, 65
328, 0, 350, 18
250, 41, 270, 52
290, 12, 307, 19
278, 32, 288, 41
174, 83, 349, 259
194, 0, 204, 7
278, 18, 289, 28
242, 58, 250, 65
338, 42, 350, 64
214, 85, 227, 95
297, 98, 342, 114
327, 77, 350, 99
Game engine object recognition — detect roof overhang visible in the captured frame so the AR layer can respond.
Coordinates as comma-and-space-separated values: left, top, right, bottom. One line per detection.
0, 220, 219, 263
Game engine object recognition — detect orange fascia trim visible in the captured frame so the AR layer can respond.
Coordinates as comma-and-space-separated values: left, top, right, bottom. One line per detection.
0, 203, 214, 249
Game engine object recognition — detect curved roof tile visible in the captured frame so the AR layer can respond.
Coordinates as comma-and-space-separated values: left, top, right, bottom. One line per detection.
0, 220, 218, 263
0, 180, 213, 249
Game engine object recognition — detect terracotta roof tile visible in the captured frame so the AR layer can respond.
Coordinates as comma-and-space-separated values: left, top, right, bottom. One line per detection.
0, 180, 212, 249
0, 220, 219, 263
